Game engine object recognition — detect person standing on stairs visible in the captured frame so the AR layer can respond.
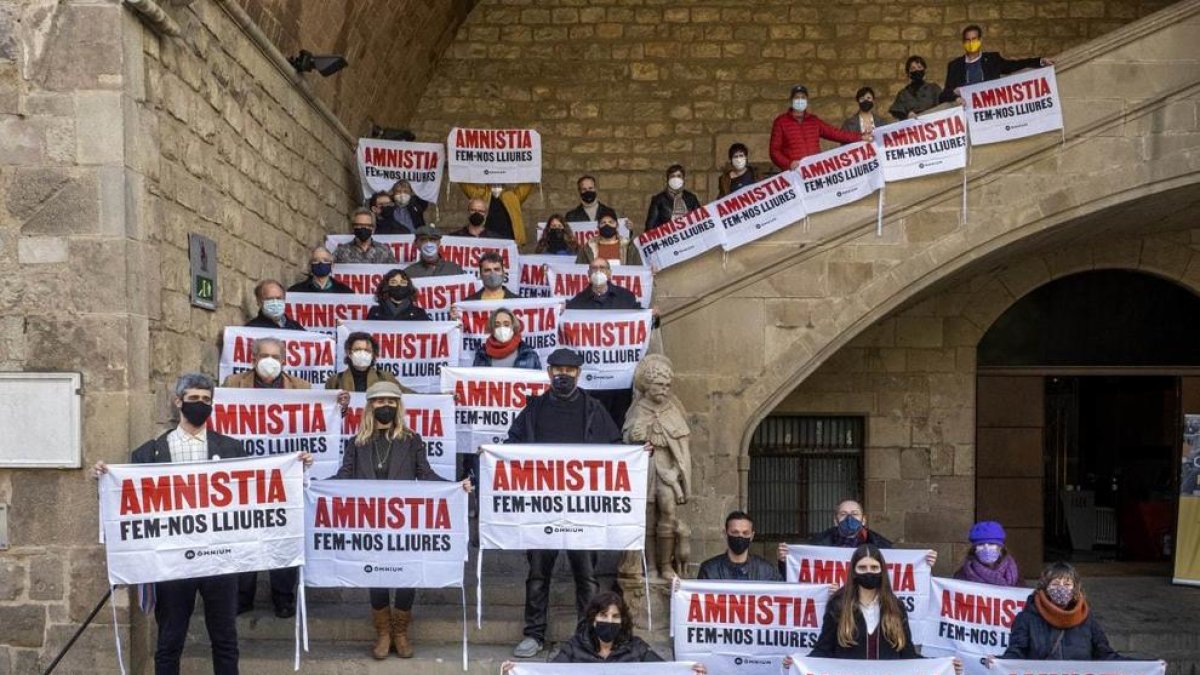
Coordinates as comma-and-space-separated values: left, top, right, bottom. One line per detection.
333, 381, 473, 660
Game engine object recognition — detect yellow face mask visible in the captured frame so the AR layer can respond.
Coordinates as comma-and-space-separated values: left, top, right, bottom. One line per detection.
963, 38, 982, 54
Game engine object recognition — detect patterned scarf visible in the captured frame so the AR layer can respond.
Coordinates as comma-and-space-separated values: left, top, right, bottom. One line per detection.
1033, 589, 1089, 629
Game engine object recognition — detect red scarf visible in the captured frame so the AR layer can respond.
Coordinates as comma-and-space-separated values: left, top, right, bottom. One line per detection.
484, 332, 521, 359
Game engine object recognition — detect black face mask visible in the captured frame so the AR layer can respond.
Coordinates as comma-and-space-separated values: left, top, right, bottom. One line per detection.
858, 100, 874, 112
310, 262, 333, 278
909, 70, 926, 83
379, 205, 397, 224
593, 621, 621, 643
180, 400, 213, 427
727, 535, 752, 555
373, 405, 397, 424
580, 190, 598, 204
551, 373, 577, 397
388, 285, 414, 302
547, 228, 566, 243
598, 225, 618, 239
468, 212, 486, 227
353, 227, 373, 242
855, 572, 883, 590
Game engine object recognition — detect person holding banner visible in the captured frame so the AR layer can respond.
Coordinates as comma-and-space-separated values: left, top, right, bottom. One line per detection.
451, 198, 505, 239
939, 24, 1052, 104
324, 331, 409, 404
334, 381, 473, 659
577, 213, 643, 266
954, 520, 1021, 587
508, 348, 623, 659
334, 208, 399, 265
698, 511, 782, 581
464, 252, 520, 300
533, 214, 580, 256
245, 279, 306, 331
769, 84, 871, 171
841, 87, 887, 135
473, 308, 543, 370
222, 336, 311, 392
405, 225, 466, 278
382, 179, 427, 235
717, 143, 758, 198
994, 562, 1128, 661
645, 164, 702, 232
366, 269, 431, 321
566, 175, 618, 224
460, 182, 535, 246
779, 499, 937, 579
888, 56, 943, 120
289, 246, 354, 294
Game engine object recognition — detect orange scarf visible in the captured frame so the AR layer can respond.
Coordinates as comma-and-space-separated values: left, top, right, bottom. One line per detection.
1033, 589, 1089, 629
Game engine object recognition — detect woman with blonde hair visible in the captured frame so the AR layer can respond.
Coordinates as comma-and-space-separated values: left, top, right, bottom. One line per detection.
334, 381, 471, 660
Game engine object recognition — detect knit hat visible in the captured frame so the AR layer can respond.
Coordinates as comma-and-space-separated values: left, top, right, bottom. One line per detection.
968, 520, 1006, 545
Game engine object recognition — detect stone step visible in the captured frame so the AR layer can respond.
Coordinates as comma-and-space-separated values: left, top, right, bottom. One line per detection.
181, 642, 531, 675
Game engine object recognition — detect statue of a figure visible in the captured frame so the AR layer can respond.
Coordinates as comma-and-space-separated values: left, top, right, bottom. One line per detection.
620, 354, 691, 581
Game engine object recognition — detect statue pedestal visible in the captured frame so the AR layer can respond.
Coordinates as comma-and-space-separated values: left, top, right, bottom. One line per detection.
619, 575, 672, 634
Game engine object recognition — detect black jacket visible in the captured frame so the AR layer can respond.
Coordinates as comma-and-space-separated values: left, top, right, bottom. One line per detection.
506, 390, 622, 444
940, 52, 1043, 103
552, 632, 663, 663
809, 527, 893, 549
245, 312, 306, 331
698, 553, 782, 581
644, 190, 702, 232
565, 202, 618, 223
131, 430, 246, 464
335, 432, 440, 481
366, 301, 431, 321
565, 284, 643, 311
288, 277, 354, 294
1002, 593, 1125, 660
465, 288, 520, 301
810, 593, 920, 659
376, 197, 427, 235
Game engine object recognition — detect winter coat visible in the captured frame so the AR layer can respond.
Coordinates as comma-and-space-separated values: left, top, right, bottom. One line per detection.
323, 367, 407, 393
940, 52, 1043, 103
376, 195, 427, 235
841, 112, 889, 134
698, 553, 783, 581
644, 190, 702, 232
888, 82, 944, 120
335, 431, 440, 481
565, 202, 618, 223
576, 238, 643, 266
808, 527, 894, 549
366, 301, 430, 321
460, 183, 534, 247
244, 312, 306, 331
552, 632, 664, 663
810, 593, 920, 659
287, 277, 355, 294
131, 430, 245, 464
1002, 592, 1125, 660
718, 166, 759, 197
473, 340, 542, 369
769, 111, 863, 170
506, 390, 622, 444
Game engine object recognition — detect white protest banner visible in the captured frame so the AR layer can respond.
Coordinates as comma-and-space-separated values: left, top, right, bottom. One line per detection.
98, 454, 305, 584
796, 142, 884, 215
209, 387, 342, 479
439, 367, 550, 455
917, 576, 1030, 665
326, 234, 417, 263
546, 263, 654, 308
331, 263, 396, 296
338, 393, 457, 481
447, 127, 541, 184
435, 235, 521, 294
285, 292, 375, 338
412, 274, 481, 321
356, 139, 444, 203
454, 297, 562, 367
713, 172, 808, 252
305, 480, 467, 588
536, 218, 633, 247
635, 205, 724, 272
517, 254, 568, 298
672, 579, 828, 675
336, 320, 461, 394
962, 67, 1063, 146
218, 326, 335, 387
479, 443, 648, 550
877, 107, 969, 182
785, 545, 931, 613
991, 662, 1165, 675
510, 664, 699, 675
558, 309, 653, 390
788, 656, 957, 675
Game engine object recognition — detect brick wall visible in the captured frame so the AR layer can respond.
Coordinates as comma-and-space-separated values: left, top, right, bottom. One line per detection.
408, 0, 1169, 236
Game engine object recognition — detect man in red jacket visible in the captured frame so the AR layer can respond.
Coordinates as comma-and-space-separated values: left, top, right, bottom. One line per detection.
770, 85, 871, 171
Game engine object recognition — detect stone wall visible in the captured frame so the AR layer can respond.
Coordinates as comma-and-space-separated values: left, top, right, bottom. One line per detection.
408, 0, 1170, 235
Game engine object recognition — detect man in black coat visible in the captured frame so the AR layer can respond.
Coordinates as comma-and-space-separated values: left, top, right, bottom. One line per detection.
288, 246, 354, 294
698, 511, 783, 581
378, 179, 427, 235
507, 348, 622, 660
644, 164, 701, 232
245, 279, 306, 331
939, 24, 1052, 103
565, 175, 618, 224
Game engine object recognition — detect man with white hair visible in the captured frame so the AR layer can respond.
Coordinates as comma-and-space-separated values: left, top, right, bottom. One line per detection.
288, 245, 353, 293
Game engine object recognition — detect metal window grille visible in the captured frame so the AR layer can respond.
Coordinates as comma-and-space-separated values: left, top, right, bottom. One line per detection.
748, 415, 865, 540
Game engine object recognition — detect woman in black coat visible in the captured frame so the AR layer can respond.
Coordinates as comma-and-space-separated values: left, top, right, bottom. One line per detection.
335, 381, 470, 660
365, 268, 431, 321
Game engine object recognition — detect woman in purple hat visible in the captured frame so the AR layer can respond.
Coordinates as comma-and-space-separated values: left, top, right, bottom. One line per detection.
954, 520, 1021, 586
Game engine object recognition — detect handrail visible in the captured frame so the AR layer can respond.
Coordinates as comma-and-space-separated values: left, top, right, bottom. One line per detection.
42, 588, 114, 675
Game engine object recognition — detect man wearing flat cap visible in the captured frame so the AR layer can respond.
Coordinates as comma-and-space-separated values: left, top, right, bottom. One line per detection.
507, 347, 622, 659
769, 83, 871, 172
404, 225, 465, 278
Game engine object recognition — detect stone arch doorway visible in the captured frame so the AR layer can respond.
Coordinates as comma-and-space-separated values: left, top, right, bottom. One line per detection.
976, 269, 1200, 576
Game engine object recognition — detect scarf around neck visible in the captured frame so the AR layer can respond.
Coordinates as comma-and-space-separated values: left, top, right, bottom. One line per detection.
956, 553, 1020, 586
1033, 589, 1089, 629
484, 333, 521, 359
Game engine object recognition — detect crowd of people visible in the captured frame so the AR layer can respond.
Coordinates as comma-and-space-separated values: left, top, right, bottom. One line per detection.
81, 23, 1149, 674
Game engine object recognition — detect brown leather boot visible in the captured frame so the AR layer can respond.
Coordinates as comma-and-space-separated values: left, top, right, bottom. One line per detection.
370, 608, 392, 659
391, 609, 414, 658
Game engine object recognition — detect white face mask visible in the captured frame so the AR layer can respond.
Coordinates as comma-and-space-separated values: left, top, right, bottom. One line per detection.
350, 349, 374, 369
493, 325, 514, 343
490, 186, 504, 197
732, 156, 747, 170
255, 356, 282, 381
590, 271, 609, 287
792, 98, 808, 112
667, 176, 684, 191
395, 193, 412, 206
